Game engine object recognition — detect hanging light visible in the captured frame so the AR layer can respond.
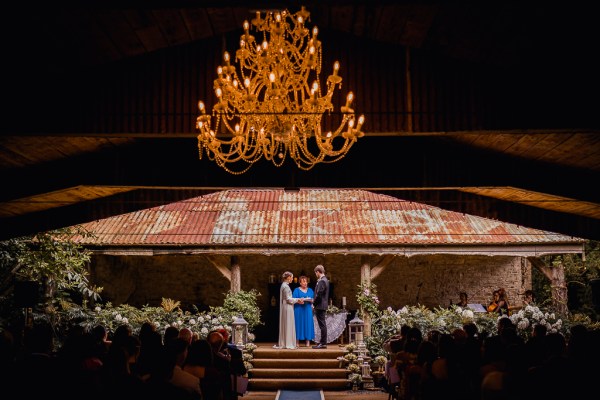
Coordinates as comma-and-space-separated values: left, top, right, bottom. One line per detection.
196, 6, 365, 174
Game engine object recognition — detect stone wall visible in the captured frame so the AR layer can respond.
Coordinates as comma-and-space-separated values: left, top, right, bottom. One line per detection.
91, 252, 531, 312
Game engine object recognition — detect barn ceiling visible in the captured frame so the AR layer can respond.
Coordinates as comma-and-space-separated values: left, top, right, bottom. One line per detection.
1, 1, 599, 241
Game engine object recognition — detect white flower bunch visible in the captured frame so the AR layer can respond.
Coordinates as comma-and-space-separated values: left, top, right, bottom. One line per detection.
374, 355, 387, 365
347, 363, 361, 373
509, 304, 566, 339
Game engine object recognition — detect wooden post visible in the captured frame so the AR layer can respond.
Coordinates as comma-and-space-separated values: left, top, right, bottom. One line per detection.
231, 256, 241, 293
360, 255, 372, 336
528, 257, 568, 315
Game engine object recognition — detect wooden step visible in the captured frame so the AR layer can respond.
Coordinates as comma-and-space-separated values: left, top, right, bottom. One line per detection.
252, 359, 341, 368
248, 343, 350, 391
249, 378, 350, 391
251, 368, 347, 379
253, 346, 345, 359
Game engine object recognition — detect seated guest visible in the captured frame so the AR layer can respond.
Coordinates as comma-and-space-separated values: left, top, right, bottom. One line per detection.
178, 328, 194, 346
166, 338, 202, 399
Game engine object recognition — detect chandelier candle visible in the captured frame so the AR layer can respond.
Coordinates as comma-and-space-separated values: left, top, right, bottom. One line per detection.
196, 6, 365, 174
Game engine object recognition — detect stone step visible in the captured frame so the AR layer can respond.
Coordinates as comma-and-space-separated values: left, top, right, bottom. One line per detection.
251, 368, 347, 379
249, 378, 350, 391
252, 358, 341, 369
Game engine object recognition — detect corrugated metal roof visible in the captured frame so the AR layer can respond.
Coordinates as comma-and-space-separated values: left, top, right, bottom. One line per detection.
73, 189, 583, 248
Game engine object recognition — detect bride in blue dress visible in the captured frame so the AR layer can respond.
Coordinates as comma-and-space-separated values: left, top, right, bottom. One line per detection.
293, 275, 315, 347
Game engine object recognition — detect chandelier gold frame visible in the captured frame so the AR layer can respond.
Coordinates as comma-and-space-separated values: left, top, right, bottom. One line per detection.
196, 6, 365, 174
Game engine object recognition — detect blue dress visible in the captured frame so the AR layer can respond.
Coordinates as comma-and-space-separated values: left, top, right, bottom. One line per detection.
293, 287, 315, 341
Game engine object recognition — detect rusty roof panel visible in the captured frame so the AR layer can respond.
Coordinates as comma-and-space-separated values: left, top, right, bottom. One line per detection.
75, 188, 582, 246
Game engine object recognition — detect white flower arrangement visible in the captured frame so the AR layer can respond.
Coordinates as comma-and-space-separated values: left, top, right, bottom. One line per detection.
461, 309, 474, 320
374, 355, 387, 366
348, 373, 362, 384
347, 363, 361, 374
509, 305, 565, 340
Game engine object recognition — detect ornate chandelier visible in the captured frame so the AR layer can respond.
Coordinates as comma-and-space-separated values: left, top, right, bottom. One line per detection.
196, 6, 365, 174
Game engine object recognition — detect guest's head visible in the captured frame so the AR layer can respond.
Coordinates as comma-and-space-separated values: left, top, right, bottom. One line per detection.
178, 327, 193, 345
207, 330, 224, 352
185, 339, 213, 367
217, 328, 231, 343
163, 326, 180, 345
463, 322, 478, 339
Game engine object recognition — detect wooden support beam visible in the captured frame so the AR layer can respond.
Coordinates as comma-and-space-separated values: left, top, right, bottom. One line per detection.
528, 256, 568, 315
371, 254, 396, 280
231, 256, 241, 293
206, 255, 231, 281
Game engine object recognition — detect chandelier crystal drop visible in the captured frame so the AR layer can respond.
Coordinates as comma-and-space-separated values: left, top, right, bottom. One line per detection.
196, 6, 365, 174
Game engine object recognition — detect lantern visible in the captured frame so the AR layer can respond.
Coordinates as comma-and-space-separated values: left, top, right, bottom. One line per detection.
231, 313, 248, 349
348, 313, 365, 345
361, 360, 372, 378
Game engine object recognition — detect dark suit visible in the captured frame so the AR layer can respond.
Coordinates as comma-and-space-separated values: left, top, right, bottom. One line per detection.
313, 275, 329, 345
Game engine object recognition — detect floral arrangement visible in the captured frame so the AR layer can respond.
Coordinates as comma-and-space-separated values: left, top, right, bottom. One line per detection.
367, 305, 499, 357
242, 341, 258, 372
508, 304, 566, 340
87, 302, 233, 338
347, 363, 361, 374
55, 289, 262, 343
327, 304, 342, 314
348, 372, 362, 384
356, 281, 381, 318
374, 355, 387, 366
343, 353, 358, 363
344, 343, 357, 353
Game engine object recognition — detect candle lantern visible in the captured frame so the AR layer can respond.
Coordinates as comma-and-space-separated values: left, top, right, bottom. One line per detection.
361, 360, 372, 378
348, 313, 365, 345
231, 313, 249, 349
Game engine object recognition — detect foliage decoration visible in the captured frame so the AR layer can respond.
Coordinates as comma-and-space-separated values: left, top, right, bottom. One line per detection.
211, 289, 262, 330
356, 281, 381, 319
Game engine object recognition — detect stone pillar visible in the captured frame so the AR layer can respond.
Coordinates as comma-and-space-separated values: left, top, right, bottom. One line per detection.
231, 256, 241, 293
360, 255, 372, 336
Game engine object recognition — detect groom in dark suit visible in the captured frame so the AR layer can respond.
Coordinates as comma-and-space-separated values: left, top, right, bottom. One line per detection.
312, 264, 329, 349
